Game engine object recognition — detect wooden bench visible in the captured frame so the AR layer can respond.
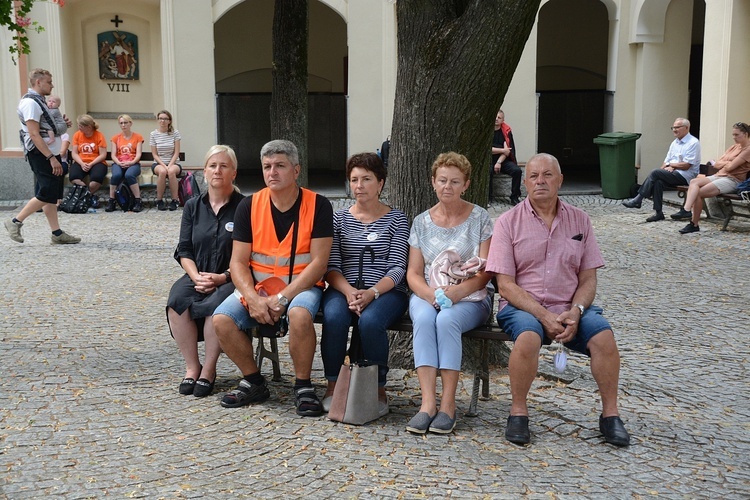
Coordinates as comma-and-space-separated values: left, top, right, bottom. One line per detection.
252, 309, 510, 418
102, 151, 187, 188
675, 165, 750, 230
64, 152, 187, 189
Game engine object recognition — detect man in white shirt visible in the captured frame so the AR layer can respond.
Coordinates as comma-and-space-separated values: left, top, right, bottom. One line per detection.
6, 68, 79, 245
622, 118, 701, 222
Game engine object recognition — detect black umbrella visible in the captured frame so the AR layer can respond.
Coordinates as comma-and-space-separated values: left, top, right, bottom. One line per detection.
354, 245, 375, 289
349, 245, 374, 361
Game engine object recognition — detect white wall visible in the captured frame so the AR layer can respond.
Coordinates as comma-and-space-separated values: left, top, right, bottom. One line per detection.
632, 0, 694, 181
347, 0, 397, 155
700, 0, 750, 161
169, 0, 218, 164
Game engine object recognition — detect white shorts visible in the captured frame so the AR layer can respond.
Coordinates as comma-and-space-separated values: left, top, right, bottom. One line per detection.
708, 175, 740, 194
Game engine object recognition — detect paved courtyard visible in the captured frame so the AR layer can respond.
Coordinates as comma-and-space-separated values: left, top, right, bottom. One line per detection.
1, 194, 748, 499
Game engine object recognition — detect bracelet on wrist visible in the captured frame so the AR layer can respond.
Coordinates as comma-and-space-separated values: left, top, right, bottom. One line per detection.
46, 154, 54, 160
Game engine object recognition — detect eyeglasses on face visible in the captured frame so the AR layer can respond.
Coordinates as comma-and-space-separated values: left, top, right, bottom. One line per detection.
670, 125, 686, 130
158, 117, 170, 121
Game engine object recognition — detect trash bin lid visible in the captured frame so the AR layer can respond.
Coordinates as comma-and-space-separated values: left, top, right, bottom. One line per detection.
593, 132, 642, 145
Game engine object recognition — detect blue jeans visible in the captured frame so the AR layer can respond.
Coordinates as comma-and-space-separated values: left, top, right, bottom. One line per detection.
213, 286, 323, 331
496, 303, 612, 356
409, 293, 492, 371
111, 163, 142, 187
320, 288, 408, 386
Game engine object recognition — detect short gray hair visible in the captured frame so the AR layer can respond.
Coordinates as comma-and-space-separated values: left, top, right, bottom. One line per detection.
260, 140, 299, 166
526, 153, 561, 174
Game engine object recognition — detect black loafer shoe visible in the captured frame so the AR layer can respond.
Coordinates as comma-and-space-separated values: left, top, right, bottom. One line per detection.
193, 378, 215, 398
599, 415, 630, 447
505, 415, 530, 445
622, 199, 642, 209
645, 213, 665, 222
670, 208, 692, 220
179, 377, 196, 395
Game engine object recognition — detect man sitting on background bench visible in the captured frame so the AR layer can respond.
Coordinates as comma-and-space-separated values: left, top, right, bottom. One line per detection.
622, 117, 700, 222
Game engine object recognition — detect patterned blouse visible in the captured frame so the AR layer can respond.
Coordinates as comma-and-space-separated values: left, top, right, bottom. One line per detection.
327, 207, 410, 294
409, 204, 493, 283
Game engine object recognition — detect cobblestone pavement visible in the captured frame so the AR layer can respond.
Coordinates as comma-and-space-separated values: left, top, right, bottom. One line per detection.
1, 194, 748, 499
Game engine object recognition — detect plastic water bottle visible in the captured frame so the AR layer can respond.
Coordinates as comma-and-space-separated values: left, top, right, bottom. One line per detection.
87, 207, 97, 213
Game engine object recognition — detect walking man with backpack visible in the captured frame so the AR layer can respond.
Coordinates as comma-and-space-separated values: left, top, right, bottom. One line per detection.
6, 68, 80, 245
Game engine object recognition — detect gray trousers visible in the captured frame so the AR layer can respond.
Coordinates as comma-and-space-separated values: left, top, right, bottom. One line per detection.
638, 169, 689, 212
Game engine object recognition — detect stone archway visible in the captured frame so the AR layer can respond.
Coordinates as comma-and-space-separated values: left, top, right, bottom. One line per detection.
536, 0, 609, 180
213, 0, 348, 182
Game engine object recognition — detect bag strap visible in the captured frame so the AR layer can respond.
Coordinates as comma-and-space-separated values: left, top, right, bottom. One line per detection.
288, 190, 301, 282
22, 93, 65, 136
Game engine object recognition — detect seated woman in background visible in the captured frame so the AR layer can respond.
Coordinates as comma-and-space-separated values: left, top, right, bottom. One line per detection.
676, 121, 750, 234
106, 114, 144, 213
166, 145, 244, 397
70, 114, 108, 208
405, 152, 494, 435
320, 152, 410, 417
150, 109, 182, 211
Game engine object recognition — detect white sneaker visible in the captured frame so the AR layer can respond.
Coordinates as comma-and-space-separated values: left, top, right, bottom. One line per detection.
51, 231, 81, 244
5, 219, 23, 243
378, 398, 389, 417
322, 395, 333, 413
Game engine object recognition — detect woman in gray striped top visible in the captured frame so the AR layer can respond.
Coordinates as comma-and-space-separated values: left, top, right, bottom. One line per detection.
150, 110, 182, 211
320, 153, 410, 417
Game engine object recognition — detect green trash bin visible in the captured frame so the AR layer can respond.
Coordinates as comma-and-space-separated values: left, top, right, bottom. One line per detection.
593, 132, 642, 199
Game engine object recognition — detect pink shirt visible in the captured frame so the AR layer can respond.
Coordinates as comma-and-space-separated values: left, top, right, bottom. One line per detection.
714, 143, 750, 182
486, 199, 604, 315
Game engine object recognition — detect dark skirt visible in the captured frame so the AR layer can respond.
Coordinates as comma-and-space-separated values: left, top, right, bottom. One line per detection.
166, 274, 235, 341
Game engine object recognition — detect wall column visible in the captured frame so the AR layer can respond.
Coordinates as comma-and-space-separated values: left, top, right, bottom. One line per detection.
700, 0, 750, 159
347, 1, 396, 155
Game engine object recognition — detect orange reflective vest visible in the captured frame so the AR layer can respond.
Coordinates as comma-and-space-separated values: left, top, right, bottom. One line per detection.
250, 187, 323, 286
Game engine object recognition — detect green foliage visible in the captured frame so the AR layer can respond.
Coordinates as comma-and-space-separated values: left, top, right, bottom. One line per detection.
1, 0, 48, 64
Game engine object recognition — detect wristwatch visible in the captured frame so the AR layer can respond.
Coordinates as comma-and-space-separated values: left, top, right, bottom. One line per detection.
573, 303, 585, 316
223, 270, 231, 282
369, 287, 380, 300
277, 293, 289, 307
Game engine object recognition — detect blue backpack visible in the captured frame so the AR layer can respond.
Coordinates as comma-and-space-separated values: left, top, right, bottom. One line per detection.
736, 177, 750, 198
115, 183, 135, 212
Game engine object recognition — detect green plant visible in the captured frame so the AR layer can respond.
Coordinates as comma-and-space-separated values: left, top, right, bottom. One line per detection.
1, 0, 64, 64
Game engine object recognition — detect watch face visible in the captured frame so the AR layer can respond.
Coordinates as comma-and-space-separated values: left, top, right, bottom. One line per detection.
277, 294, 289, 306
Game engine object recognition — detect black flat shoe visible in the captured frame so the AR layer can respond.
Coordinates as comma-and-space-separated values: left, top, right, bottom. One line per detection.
179, 377, 196, 395
505, 415, 530, 445
670, 208, 692, 220
622, 199, 642, 209
193, 378, 215, 398
679, 222, 700, 234
645, 213, 665, 222
599, 415, 630, 447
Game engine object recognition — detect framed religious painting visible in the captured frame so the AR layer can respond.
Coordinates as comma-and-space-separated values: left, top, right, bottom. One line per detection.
98, 30, 139, 80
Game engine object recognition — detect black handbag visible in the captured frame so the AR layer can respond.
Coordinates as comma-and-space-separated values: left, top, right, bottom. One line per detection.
59, 185, 92, 214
